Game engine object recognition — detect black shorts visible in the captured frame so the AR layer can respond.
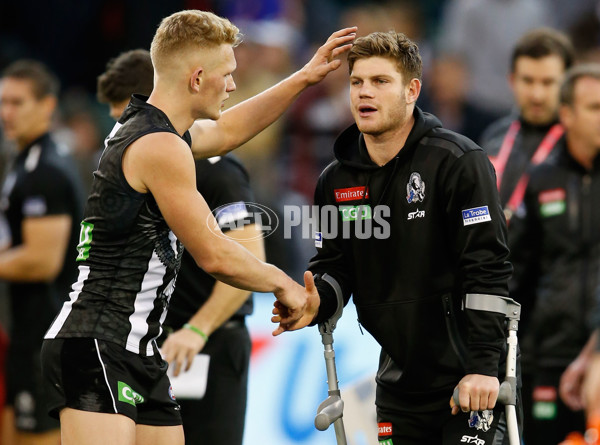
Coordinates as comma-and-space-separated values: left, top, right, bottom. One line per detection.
377, 403, 512, 445
6, 345, 60, 433
41, 337, 182, 426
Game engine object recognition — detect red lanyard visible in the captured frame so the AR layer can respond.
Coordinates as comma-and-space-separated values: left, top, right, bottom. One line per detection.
490, 120, 564, 221
491, 120, 521, 191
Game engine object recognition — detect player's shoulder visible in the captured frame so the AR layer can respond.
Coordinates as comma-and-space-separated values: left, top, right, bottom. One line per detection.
318, 159, 343, 181
424, 126, 483, 159
134, 131, 190, 160
22, 136, 75, 178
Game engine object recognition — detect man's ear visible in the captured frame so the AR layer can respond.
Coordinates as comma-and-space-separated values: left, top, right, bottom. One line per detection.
406, 78, 421, 105
40, 95, 57, 118
190, 67, 203, 92
559, 103, 572, 129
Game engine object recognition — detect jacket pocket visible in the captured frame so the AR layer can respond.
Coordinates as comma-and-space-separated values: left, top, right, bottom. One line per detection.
357, 293, 464, 395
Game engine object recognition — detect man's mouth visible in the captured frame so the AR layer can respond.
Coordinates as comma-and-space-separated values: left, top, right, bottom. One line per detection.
358, 105, 377, 117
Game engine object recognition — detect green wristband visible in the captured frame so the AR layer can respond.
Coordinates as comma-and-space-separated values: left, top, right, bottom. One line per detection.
183, 323, 208, 341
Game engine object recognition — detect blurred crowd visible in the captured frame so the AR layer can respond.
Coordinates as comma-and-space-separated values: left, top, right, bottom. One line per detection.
2, 0, 600, 443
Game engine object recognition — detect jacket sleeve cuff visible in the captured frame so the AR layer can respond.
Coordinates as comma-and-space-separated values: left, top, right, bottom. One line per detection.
465, 342, 504, 377
309, 275, 340, 326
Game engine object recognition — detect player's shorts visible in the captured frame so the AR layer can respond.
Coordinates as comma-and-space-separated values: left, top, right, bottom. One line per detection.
6, 346, 60, 433
377, 402, 515, 445
41, 337, 181, 426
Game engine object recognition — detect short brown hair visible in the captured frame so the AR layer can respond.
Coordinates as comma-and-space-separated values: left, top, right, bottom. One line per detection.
2, 59, 59, 99
348, 31, 422, 83
150, 10, 241, 71
559, 63, 600, 105
511, 27, 575, 72
97, 49, 154, 104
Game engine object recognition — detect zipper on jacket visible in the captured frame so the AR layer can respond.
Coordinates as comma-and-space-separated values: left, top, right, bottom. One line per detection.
442, 294, 467, 369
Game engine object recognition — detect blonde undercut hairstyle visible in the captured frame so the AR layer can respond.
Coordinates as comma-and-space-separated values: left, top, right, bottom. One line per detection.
150, 10, 241, 71
348, 31, 422, 85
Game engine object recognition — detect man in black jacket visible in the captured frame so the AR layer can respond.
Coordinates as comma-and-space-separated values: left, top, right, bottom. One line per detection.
480, 28, 574, 223
510, 63, 600, 443
274, 31, 515, 444
0, 60, 84, 445
479, 28, 575, 445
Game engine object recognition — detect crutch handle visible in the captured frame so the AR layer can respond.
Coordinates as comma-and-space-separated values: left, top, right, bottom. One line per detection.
315, 394, 344, 431
452, 380, 515, 407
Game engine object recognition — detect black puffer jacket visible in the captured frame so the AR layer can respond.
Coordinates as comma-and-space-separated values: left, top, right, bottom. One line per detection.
309, 107, 512, 411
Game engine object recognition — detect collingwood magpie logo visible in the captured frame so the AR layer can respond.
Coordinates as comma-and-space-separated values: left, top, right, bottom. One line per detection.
406, 172, 425, 203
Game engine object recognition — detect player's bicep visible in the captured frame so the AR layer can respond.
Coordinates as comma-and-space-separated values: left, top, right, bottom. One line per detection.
188, 119, 224, 158
22, 214, 72, 277
129, 134, 223, 266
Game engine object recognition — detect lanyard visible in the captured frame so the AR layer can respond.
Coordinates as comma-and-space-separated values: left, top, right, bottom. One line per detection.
490, 120, 564, 222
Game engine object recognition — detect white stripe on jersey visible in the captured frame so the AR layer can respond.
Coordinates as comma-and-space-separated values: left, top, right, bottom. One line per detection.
126, 247, 169, 355
158, 232, 179, 330
94, 339, 118, 413
45, 265, 90, 338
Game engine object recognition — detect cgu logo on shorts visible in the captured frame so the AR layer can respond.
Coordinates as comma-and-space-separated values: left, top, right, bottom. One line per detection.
118, 381, 145, 406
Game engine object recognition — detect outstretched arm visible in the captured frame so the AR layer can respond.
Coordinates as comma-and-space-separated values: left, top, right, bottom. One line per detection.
124, 132, 311, 333
189, 27, 357, 158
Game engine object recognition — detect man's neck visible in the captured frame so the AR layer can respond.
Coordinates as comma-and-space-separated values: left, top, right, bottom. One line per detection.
520, 114, 558, 130
566, 133, 599, 170
16, 128, 47, 152
147, 89, 195, 137
364, 114, 415, 166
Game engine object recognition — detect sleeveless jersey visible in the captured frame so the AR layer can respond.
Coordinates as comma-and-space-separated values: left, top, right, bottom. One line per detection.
45, 95, 186, 356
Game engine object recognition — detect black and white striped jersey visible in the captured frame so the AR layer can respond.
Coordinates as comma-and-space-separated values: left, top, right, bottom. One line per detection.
45, 95, 185, 356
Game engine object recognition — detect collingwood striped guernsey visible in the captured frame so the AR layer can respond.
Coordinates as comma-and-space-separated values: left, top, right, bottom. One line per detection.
45, 95, 185, 356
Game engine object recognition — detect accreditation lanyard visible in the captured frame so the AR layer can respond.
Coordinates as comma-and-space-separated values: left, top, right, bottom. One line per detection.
490, 120, 564, 221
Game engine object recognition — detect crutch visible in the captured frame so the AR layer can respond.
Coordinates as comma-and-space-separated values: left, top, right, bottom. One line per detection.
453, 294, 521, 445
314, 274, 348, 444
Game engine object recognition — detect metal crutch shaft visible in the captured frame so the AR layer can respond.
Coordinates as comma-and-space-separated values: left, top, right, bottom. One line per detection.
314, 274, 348, 445
460, 294, 522, 445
